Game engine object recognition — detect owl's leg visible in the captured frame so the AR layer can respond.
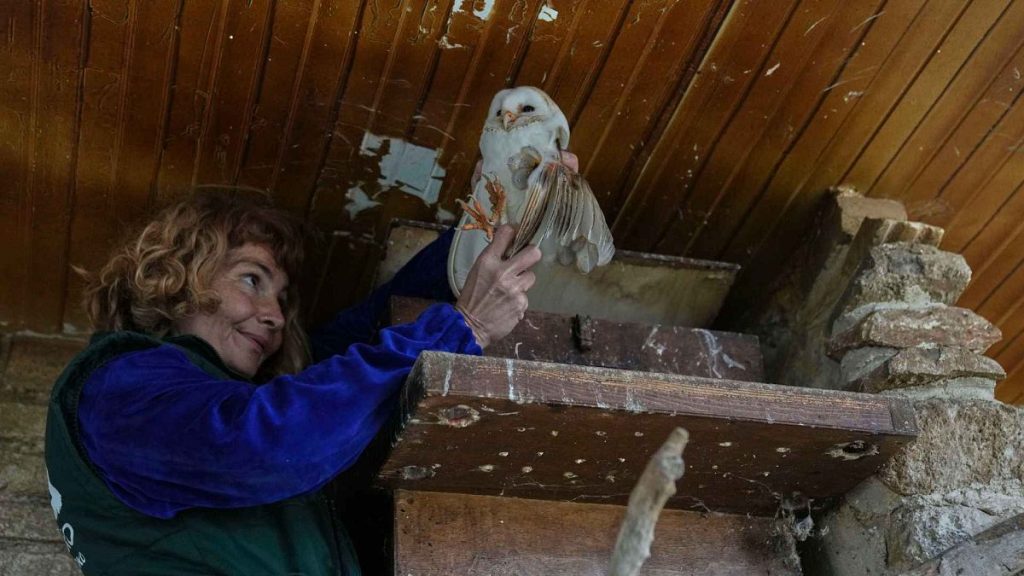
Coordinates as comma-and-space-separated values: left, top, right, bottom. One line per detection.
457, 173, 506, 242
457, 196, 497, 242
482, 173, 506, 224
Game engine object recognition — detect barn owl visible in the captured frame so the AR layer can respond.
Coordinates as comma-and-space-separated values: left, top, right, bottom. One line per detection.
447, 86, 615, 295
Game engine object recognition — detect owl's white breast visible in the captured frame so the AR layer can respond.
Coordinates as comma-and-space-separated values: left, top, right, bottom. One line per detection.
478, 120, 564, 220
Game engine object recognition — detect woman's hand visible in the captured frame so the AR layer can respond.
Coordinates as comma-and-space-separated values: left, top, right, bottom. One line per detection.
455, 225, 542, 348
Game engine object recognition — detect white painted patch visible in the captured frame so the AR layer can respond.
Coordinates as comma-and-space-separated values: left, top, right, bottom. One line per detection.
359, 132, 447, 205
454, 0, 495, 20
538, 4, 558, 22
344, 187, 380, 219
473, 0, 495, 19
435, 206, 456, 223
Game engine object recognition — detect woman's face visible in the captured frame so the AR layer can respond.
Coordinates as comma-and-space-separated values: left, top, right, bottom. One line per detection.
174, 243, 289, 378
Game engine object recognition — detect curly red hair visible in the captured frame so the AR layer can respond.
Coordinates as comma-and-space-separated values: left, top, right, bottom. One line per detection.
81, 191, 310, 377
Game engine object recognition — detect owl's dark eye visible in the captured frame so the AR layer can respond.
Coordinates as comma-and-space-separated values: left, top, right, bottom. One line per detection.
522, 105, 535, 113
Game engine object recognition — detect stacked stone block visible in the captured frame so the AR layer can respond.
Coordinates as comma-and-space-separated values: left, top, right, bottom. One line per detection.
828, 243, 1005, 401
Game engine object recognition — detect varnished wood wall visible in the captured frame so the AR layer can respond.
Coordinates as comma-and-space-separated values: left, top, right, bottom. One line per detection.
2, 0, 1023, 402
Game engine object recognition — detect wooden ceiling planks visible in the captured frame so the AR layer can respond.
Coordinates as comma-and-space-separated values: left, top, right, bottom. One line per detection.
3, 0, 1024, 401
65, 0, 182, 331
0, 0, 41, 326
0, 0, 87, 332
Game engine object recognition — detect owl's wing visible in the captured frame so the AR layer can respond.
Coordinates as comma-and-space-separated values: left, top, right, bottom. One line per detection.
508, 163, 615, 273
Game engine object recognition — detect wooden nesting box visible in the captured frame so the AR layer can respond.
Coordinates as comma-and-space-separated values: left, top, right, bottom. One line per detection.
364, 221, 917, 575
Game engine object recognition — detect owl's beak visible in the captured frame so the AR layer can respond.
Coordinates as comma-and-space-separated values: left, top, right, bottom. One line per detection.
502, 111, 517, 130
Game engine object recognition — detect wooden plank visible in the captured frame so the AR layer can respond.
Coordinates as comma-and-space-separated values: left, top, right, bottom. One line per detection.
152, 0, 223, 203
715, 0, 933, 316
678, 0, 879, 259
612, 0, 799, 252
20, 0, 88, 331
954, 182, 1024, 311
868, 1, 1024, 200
845, 0, 1012, 193
570, 0, 723, 213
256, 0, 362, 215
234, 0, 316, 191
375, 352, 917, 516
0, 0, 37, 326
394, 490, 798, 575
65, 0, 181, 333
192, 0, 273, 186
390, 296, 765, 381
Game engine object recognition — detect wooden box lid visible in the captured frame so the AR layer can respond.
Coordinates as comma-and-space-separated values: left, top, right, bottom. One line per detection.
374, 352, 917, 516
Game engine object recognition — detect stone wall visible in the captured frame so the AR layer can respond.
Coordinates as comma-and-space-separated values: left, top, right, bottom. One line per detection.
749, 194, 1019, 569
0, 335, 84, 575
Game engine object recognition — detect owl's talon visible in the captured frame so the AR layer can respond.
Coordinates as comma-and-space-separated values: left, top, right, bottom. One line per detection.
458, 196, 497, 241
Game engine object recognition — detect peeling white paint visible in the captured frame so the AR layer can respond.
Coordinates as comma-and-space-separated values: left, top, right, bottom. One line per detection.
538, 4, 558, 22
506, 358, 517, 402
722, 353, 746, 370
435, 206, 456, 223
438, 35, 464, 49
453, 0, 495, 20
642, 326, 666, 357
696, 329, 725, 378
359, 132, 447, 205
344, 187, 380, 219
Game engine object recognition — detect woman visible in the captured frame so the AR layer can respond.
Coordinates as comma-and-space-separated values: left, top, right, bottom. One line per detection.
44, 191, 540, 575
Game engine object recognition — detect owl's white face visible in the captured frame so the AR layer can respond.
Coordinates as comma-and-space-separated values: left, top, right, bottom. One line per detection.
486, 87, 567, 138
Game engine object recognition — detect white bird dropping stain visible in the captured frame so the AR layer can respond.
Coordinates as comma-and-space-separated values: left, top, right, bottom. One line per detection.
719, 441, 733, 447
478, 464, 495, 473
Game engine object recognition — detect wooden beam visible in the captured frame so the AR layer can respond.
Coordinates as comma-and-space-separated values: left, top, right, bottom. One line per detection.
390, 297, 765, 382
393, 490, 798, 575
375, 352, 917, 516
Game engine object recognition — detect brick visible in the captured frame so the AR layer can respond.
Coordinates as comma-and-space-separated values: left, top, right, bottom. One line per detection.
837, 243, 971, 316
852, 348, 1005, 394
0, 403, 47, 453
0, 496, 60, 541
830, 306, 1002, 359
0, 452, 48, 497
2, 336, 84, 403
0, 540, 79, 576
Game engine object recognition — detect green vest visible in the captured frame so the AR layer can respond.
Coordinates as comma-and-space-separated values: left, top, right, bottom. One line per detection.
44, 331, 361, 575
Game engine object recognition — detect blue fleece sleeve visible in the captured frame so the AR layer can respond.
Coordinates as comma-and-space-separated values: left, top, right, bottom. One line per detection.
310, 227, 455, 362
78, 303, 481, 519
